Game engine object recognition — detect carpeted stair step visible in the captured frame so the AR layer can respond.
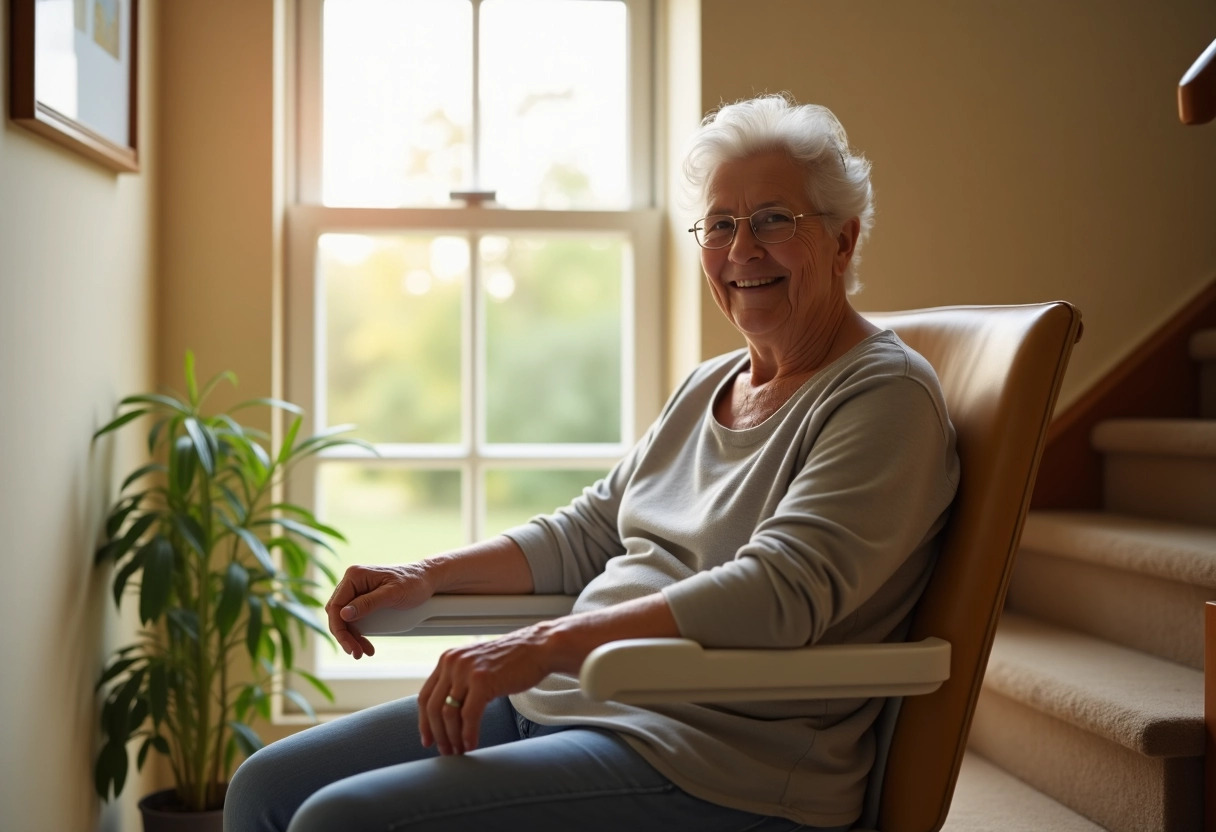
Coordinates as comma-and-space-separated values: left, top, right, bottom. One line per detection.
1092, 418, 1216, 526
967, 614, 1203, 832
941, 752, 1107, 831
1006, 510, 1216, 669
1190, 329, 1216, 419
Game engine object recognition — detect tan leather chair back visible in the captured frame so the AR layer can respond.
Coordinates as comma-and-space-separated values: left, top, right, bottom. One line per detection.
864, 302, 1082, 832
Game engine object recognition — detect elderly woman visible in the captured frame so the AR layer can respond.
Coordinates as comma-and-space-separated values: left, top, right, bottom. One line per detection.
224, 95, 959, 832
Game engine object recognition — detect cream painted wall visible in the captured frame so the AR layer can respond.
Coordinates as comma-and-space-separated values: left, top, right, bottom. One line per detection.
157, 0, 284, 419
695, 0, 1216, 407
0, 2, 160, 831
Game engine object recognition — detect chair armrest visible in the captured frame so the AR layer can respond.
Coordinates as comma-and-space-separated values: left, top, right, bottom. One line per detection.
356, 595, 578, 636
579, 637, 951, 703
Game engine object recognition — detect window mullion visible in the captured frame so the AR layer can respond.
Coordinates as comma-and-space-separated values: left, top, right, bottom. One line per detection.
471, 0, 483, 192
467, 228, 483, 544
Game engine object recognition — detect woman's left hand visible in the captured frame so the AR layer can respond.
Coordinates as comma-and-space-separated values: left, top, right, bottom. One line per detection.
417, 621, 573, 755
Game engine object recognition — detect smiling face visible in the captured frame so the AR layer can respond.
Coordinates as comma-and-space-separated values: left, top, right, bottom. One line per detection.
700, 150, 859, 364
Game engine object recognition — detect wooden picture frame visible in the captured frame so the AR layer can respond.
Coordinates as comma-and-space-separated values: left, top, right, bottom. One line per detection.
9, 0, 139, 172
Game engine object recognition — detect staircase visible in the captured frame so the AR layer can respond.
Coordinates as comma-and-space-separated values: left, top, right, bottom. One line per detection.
942, 330, 1215, 830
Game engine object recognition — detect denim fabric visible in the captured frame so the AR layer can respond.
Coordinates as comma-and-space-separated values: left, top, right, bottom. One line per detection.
222, 695, 849, 832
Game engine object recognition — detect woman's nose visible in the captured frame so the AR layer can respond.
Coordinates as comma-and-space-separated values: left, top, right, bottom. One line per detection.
727, 221, 765, 263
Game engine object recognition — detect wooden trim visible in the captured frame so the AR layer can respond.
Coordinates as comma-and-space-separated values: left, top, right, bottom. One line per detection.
1180, 37, 1216, 126
1031, 277, 1216, 509
1207, 601, 1216, 832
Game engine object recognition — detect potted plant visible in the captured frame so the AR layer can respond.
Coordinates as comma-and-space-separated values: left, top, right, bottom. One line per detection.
91, 353, 368, 830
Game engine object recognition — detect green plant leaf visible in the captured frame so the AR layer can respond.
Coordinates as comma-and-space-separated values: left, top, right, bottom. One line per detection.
251, 685, 271, 721
283, 688, 316, 721
105, 669, 145, 742
171, 513, 208, 559
233, 685, 253, 723
92, 408, 150, 441
127, 698, 149, 734
95, 656, 140, 692
111, 544, 147, 606
245, 597, 263, 662
171, 434, 197, 495
229, 522, 276, 574
183, 417, 215, 476
151, 735, 170, 755
232, 396, 304, 416
95, 512, 158, 565
136, 736, 152, 771
147, 417, 169, 454
119, 393, 191, 414
278, 627, 294, 669
247, 441, 271, 481
148, 664, 167, 724
278, 599, 329, 639
227, 721, 264, 757
216, 562, 250, 639
262, 517, 337, 554
104, 495, 142, 538
121, 462, 166, 493
277, 415, 303, 467
267, 505, 347, 542
292, 668, 335, 702
290, 423, 357, 455
219, 484, 248, 525
270, 536, 308, 578
224, 736, 239, 776
267, 502, 317, 522
197, 368, 238, 407
167, 608, 200, 642
184, 350, 198, 405
139, 537, 174, 624
95, 739, 128, 800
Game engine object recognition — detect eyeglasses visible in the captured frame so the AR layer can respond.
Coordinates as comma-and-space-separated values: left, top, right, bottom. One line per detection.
688, 207, 829, 249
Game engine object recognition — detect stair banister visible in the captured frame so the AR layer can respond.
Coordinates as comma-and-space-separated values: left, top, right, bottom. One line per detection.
1179, 37, 1216, 125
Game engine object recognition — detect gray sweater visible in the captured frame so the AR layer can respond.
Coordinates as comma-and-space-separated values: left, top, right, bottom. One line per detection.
505, 330, 960, 827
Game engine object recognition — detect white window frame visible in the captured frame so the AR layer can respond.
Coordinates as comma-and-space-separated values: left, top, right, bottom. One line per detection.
285, 0, 660, 712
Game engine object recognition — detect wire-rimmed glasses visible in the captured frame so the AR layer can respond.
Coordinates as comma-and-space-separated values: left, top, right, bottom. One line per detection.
688, 207, 828, 249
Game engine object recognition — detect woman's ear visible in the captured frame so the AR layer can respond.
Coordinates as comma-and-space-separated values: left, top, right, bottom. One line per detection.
834, 217, 862, 276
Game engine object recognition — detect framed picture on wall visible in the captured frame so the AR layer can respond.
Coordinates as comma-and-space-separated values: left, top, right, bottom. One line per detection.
9, 0, 139, 172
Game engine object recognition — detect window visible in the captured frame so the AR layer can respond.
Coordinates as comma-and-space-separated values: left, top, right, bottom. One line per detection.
287, 0, 659, 711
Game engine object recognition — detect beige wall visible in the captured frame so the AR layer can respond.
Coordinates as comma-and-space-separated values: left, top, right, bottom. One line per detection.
158, 0, 284, 417
0, 2, 160, 831
692, 0, 1216, 407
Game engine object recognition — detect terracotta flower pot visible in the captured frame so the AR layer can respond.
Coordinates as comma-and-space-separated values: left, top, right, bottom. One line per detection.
137, 788, 224, 832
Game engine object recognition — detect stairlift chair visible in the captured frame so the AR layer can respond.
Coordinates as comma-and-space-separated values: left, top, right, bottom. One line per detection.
360, 301, 1083, 832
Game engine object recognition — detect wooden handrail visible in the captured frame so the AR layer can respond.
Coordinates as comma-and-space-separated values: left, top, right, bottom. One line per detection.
1179, 37, 1216, 125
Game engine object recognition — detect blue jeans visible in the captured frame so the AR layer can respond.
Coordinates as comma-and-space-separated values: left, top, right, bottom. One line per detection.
223, 695, 849, 832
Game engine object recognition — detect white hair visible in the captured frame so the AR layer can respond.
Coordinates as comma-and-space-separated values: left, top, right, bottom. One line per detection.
682, 94, 875, 294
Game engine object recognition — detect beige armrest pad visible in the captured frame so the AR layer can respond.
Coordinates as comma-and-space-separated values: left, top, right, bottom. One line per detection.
579, 637, 951, 703
356, 595, 578, 636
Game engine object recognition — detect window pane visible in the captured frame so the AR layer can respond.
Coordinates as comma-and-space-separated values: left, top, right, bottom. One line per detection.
316, 464, 470, 674
481, 235, 623, 444
480, 0, 628, 209
322, 0, 472, 207
322, 233, 465, 444
485, 468, 608, 532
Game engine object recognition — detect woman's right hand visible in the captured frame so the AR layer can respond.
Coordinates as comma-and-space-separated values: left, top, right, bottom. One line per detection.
324, 563, 435, 659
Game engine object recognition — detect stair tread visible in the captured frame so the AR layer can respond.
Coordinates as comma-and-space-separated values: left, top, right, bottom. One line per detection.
941, 752, 1107, 832
984, 613, 1203, 756
1189, 328, 1216, 359
1092, 418, 1216, 457
1022, 510, 1216, 587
